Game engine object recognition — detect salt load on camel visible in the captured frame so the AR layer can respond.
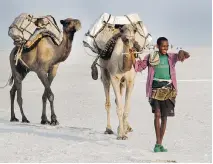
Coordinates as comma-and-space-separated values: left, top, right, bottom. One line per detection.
83, 13, 153, 80
8, 13, 63, 67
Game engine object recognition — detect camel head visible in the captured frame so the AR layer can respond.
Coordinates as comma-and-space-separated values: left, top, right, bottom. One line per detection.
60, 18, 81, 34
120, 24, 137, 48
120, 25, 137, 72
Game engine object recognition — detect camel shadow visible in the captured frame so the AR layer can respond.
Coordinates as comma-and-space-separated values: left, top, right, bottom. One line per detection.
0, 118, 125, 148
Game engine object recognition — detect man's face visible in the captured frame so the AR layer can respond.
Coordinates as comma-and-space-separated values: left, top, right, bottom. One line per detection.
158, 41, 169, 54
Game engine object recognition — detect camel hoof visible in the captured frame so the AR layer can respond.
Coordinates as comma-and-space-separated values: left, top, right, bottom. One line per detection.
41, 119, 51, 125
117, 136, 128, 140
22, 117, 30, 123
10, 117, 19, 122
50, 120, 59, 126
104, 128, 114, 134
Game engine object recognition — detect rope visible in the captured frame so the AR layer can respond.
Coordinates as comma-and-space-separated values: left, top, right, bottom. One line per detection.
83, 46, 98, 58
96, 62, 104, 69
14, 45, 30, 69
83, 44, 105, 68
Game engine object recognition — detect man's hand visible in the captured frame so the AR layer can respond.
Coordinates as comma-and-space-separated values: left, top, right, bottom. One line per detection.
178, 50, 190, 62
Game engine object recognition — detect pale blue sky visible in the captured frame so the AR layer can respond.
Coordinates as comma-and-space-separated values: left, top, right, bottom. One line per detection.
0, 0, 211, 52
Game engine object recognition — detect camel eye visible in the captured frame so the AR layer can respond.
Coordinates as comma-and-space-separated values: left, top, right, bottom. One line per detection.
62, 21, 70, 26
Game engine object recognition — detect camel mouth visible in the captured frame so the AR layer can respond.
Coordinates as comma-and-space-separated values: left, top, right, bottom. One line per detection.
74, 20, 81, 31
122, 38, 134, 48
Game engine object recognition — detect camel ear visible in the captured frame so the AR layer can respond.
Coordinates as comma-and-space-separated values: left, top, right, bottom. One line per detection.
60, 20, 65, 25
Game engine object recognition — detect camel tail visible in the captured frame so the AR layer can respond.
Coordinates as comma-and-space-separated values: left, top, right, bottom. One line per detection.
0, 73, 13, 89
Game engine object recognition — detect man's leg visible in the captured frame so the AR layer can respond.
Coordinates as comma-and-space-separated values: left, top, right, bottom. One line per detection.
153, 108, 162, 152
158, 100, 171, 152
154, 109, 161, 145
160, 116, 167, 144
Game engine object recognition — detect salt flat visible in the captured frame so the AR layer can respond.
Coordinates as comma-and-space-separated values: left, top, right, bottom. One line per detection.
0, 47, 211, 162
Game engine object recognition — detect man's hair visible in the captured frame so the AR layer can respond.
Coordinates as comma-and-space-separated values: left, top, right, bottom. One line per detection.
157, 37, 168, 46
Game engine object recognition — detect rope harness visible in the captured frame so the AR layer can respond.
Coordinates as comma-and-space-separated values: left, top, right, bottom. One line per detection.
89, 14, 152, 71
15, 45, 29, 69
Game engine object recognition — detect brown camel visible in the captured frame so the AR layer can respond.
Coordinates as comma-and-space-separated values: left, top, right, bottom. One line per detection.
9, 18, 81, 125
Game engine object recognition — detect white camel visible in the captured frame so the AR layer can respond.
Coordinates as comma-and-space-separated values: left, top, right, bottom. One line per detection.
99, 25, 139, 140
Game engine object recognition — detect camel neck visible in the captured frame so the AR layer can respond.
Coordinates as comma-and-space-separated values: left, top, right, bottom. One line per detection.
62, 31, 74, 50
57, 31, 75, 62
123, 43, 130, 53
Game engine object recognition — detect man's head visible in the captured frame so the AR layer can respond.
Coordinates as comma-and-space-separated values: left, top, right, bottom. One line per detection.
157, 37, 169, 55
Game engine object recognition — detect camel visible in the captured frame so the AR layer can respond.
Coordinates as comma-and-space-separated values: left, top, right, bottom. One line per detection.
99, 24, 138, 140
9, 18, 81, 125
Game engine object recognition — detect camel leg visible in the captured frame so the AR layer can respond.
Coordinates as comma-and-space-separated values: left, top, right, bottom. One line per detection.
10, 67, 29, 122
14, 75, 30, 123
10, 50, 29, 122
41, 89, 50, 124
115, 81, 125, 104
41, 64, 59, 125
10, 84, 19, 122
101, 70, 113, 134
120, 80, 125, 96
37, 70, 59, 126
115, 78, 125, 105
111, 75, 127, 140
123, 79, 134, 134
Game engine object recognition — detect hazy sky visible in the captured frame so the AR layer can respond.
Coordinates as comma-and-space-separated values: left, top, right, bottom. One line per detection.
0, 0, 211, 55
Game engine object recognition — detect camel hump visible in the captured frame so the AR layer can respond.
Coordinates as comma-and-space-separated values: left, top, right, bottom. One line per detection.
8, 13, 62, 49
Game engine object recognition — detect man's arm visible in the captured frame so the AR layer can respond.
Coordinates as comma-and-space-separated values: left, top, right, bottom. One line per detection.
177, 50, 190, 62
170, 50, 190, 64
134, 54, 149, 72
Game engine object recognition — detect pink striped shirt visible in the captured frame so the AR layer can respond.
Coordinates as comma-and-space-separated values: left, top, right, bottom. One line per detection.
134, 53, 190, 97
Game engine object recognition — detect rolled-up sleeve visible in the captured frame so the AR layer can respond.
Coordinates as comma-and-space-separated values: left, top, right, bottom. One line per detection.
169, 53, 178, 64
134, 54, 149, 72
